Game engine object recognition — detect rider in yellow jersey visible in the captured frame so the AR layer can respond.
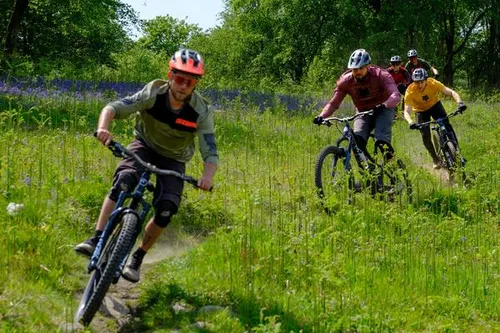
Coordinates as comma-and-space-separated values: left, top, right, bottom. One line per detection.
403, 68, 467, 169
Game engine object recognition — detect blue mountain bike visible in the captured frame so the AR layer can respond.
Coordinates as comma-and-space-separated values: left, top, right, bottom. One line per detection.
75, 139, 204, 325
314, 110, 412, 210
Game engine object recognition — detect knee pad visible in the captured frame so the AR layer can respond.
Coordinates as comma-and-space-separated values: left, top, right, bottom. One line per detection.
375, 140, 395, 160
154, 200, 178, 228
109, 171, 138, 201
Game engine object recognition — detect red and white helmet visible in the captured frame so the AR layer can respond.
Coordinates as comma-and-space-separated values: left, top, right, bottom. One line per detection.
169, 49, 205, 76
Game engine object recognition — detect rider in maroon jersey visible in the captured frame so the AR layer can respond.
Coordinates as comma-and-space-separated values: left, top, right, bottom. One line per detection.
386, 55, 410, 117
313, 49, 400, 158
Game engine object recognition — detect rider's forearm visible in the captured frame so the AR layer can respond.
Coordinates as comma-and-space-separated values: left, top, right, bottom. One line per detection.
98, 106, 116, 131
403, 106, 414, 124
202, 162, 217, 181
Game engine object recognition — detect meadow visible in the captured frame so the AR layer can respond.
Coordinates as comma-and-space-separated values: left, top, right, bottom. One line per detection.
0, 84, 498, 332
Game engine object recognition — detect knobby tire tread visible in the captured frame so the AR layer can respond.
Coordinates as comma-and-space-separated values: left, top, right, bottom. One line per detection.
77, 213, 138, 325
314, 145, 346, 198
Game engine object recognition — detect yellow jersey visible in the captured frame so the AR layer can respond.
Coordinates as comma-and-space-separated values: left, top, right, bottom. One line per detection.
404, 78, 446, 112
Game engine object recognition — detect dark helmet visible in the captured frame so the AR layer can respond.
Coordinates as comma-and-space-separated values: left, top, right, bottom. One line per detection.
390, 55, 401, 63
412, 68, 428, 81
407, 49, 418, 58
169, 49, 205, 76
348, 49, 371, 69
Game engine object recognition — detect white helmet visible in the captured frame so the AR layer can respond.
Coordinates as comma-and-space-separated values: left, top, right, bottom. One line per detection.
348, 49, 371, 69
407, 49, 418, 57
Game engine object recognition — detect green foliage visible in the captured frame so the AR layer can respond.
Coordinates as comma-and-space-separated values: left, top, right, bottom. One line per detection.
138, 15, 203, 57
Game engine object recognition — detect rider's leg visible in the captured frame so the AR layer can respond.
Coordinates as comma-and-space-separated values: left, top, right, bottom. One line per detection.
373, 106, 395, 151
428, 101, 460, 145
123, 156, 185, 282
416, 110, 441, 165
353, 111, 374, 157
123, 199, 179, 283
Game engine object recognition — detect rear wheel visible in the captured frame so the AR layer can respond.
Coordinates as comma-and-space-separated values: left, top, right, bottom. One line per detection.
75, 213, 139, 326
431, 131, 446, 166
315, 143, 359, 211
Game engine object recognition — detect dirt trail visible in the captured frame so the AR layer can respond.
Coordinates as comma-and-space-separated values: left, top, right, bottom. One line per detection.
70, 229, 200, 333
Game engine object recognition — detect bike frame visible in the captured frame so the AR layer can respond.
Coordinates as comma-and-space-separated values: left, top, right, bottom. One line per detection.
87, 172, 152, 276
323, 110, 375, 172
86, 140, 203, 277
417, 109, 465, 168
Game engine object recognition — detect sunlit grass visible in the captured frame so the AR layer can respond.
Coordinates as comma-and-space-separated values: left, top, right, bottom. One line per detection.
0, 92, 498, 331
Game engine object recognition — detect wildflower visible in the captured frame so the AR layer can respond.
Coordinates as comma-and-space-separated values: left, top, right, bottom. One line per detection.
6, 202, 24, 216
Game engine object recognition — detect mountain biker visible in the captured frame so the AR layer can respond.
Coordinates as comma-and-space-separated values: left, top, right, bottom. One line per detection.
405, 49, 439, 79
386, 55, 410, 95
74, 49, 218, 283
313, 49, 401, 159
403, 68, 466, 169
386, 55, 410, 118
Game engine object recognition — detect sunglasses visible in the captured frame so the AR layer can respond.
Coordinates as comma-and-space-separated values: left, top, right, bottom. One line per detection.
391, 62, 401, 66
172, 73, 199, 88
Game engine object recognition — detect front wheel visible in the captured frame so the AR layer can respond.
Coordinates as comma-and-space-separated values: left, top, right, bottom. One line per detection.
314, 144, 358, 210
443, 141, 467, 183
75, 213, 139, 326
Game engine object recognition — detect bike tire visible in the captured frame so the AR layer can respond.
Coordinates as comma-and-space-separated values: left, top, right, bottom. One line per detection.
380, 159, 413, 204
444, 141, 467, 183
75, 213, 139, 326
431, 131, 446, 166
444, 141, 458, 169
314, 144, 358, 209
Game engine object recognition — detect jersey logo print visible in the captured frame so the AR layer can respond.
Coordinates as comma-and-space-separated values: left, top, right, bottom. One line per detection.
422, 95, 429, 101
357, 88, 370, 97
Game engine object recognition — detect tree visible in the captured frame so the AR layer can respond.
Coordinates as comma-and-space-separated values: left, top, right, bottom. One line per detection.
137, 16, 202, 58
3, 0, 29, 57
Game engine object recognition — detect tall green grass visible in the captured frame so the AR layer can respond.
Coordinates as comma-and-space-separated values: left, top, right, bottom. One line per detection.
0, 95, 498, 332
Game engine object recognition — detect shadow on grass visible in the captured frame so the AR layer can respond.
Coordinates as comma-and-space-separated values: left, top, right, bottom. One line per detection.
118, 283, 312, 332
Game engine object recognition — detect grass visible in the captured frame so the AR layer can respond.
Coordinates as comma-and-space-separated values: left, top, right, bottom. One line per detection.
0, 93, 498, 332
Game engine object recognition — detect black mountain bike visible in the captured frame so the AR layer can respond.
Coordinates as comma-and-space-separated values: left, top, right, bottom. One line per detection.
314, 110, 412, 210
414, 108, 466, 182
75, 140, 204, 325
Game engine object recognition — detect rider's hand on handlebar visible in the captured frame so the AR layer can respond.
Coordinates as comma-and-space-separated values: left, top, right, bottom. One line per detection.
96, 128, 112, 146
409, 122, 419, 130
197, 176, 213, 191
313, 115, 324, 125
457, 102, 467, 113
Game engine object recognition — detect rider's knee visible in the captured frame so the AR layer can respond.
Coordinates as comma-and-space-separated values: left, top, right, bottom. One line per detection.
109, 170, 138, 201
153, 200, 178, 228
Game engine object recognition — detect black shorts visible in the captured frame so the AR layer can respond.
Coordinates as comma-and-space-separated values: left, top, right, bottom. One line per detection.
112, 138, 185, 209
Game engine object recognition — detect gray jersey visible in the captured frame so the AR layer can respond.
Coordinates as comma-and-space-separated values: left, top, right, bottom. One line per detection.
106, 79, 218, 164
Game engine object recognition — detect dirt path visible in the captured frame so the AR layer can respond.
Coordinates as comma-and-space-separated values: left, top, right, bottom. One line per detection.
69, 229, 201, 333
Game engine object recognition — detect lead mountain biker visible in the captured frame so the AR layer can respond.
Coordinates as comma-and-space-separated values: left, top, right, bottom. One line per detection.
313, 49, 401, 159
403, 68, 466, 169
74, 49, 218, 283
405, 49, 439, 79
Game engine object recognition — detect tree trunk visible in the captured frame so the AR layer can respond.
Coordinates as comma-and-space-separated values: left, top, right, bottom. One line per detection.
487, 19, 499, 88
3, 0, 30, 57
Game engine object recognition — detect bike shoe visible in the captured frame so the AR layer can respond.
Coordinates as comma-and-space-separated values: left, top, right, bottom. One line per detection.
74, 236, 99, 258
122, 254, 143, 283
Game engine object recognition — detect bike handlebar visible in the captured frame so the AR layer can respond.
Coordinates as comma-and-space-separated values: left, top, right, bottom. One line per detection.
322, 110, 374, 126
95, 134, 209, 190
414, 109, 463, 129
